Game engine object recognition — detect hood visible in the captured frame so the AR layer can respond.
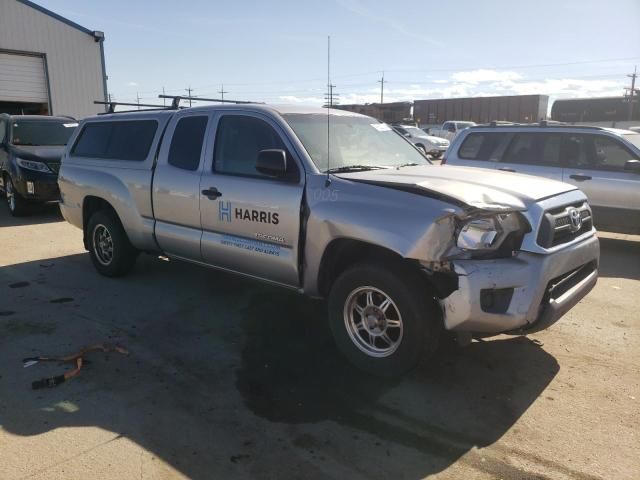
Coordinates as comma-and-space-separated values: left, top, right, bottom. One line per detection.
336, 164, 577, 211
420, 134, 449, 144
9, 145, 64, 163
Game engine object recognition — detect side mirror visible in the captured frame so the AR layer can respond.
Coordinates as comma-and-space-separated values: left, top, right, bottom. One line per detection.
256, 149, 287, 177
624, 159, 640, 173
404, 133, 411, 138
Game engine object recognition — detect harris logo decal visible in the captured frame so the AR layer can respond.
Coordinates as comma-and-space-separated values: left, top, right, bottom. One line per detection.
217, 200, 279, 225
218, 201, 232, 223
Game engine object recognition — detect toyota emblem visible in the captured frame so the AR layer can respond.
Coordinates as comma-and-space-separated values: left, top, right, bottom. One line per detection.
568, 208, 582, 232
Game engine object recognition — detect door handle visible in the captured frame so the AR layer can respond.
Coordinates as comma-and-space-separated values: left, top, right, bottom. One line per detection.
201, 187, 222, 199
498, 167, 516, 172
569, 174, 592, 182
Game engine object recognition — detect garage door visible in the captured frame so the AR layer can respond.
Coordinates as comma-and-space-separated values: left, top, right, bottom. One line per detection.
0, 52, 49, 104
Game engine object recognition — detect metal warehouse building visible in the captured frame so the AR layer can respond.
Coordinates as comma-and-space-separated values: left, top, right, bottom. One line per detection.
0, 0, 107, 119
414, 94, 549, 126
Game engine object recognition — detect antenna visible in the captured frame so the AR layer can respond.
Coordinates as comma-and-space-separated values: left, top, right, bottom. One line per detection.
325, 35, 331, 186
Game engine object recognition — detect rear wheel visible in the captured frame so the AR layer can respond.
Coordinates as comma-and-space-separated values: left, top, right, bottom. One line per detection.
5, 175, 29, 217
87, 210, 138, 277
328, 262, 441, 377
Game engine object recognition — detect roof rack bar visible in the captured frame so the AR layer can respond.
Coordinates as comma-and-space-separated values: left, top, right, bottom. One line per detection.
94, 100, 174, 114
158, 95, 263, 106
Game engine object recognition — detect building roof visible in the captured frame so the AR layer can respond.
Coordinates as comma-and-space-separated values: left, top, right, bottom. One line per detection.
16, 0, 97, 37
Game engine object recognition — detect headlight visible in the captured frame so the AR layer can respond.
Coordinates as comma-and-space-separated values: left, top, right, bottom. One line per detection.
457, 217, 499, 250
457, 212, 528, 254
16, 158, 52, 173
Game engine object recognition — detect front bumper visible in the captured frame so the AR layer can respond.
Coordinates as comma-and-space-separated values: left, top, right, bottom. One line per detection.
439, 233, 599, 334
13, 168, 60, 202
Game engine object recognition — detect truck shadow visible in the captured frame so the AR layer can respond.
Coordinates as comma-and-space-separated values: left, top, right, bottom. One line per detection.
0, 251, 559, 479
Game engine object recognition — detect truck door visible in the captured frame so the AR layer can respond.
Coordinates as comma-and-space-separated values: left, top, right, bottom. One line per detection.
199, 112, 304, 288
563, 133, 640, 233
152, 111, 211, 259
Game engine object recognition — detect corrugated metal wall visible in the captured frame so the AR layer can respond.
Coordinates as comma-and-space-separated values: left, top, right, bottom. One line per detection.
0, 0, 105, 118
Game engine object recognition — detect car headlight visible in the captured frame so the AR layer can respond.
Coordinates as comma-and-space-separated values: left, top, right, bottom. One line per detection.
16, 157, 52, 173
457, 212, 528, 255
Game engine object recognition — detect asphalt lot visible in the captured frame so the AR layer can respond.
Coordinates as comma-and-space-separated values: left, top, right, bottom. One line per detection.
0, 205, 638, 480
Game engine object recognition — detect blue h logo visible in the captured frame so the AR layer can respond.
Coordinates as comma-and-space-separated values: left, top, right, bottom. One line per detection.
218, 201, 232, 222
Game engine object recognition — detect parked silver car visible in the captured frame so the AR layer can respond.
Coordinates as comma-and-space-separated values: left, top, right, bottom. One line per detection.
391, 124, 450, 157
444, 123, 640, 234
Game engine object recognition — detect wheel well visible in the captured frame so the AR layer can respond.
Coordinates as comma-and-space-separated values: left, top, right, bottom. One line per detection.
317, 239, 430, 298
82, 196, 117, 249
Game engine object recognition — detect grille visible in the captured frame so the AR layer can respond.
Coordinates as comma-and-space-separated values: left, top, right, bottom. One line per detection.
48, 162, 60, 174
537, 202, 593, 248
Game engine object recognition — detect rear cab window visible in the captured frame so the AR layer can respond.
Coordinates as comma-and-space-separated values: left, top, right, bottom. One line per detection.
71, 120, 158, 161
168, 116, 208, 171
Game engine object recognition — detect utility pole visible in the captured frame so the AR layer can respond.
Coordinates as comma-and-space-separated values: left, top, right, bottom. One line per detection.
324, 84, 339, 107
218, 84, 229, 103
625, 66, 638, 121
162, 87, 166, 106
136, 92, 141, 110
185, 87, 193, 107
378, 71, 385, 104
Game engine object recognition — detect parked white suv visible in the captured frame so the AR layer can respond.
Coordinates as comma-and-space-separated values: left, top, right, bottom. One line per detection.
444, 122, 640, 234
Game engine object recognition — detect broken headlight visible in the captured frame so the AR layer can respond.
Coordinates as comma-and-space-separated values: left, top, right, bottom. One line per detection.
457, 212, 528, 256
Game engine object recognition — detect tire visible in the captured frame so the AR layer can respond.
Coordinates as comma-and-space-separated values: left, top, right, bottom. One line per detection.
416, 144, 427, 155
4, 175, 30, 217
328, 262, 441, 377
87, 210, 138, 277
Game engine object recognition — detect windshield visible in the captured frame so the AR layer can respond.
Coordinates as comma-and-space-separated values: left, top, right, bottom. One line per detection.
283, 114, 429, 171
404, 126, 428, 137
10, 121, 78, 146
623, 133, 640, 150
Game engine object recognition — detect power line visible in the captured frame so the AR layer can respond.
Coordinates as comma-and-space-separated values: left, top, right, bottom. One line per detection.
127, 57, 640, 95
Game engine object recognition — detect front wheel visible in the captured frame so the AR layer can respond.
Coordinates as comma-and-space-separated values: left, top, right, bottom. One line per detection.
87, 210, 138, 277
416, 144, 427, 155
5, 175, 29, 216
328, 262, 441, 377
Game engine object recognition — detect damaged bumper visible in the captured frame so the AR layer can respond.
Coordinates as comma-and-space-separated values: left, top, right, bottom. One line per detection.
438, 233, 599, 334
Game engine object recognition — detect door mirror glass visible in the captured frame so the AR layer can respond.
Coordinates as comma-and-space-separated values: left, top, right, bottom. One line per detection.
256, 149, 287, 177
624, 159, 640, 173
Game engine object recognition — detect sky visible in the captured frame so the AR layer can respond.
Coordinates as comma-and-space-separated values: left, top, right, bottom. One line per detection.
34, 0, 640, 110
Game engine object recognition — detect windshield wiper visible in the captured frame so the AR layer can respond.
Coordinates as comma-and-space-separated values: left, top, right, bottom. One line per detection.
395, 162, 422, 169
325, 165, 389, 173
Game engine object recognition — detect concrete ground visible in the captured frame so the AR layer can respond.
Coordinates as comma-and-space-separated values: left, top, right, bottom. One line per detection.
0, 205, 638, 480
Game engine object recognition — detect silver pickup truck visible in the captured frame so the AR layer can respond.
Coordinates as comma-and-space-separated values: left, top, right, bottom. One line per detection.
58, 105, 599, 376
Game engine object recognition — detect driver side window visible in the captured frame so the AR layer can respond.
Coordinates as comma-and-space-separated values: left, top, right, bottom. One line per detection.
213, 115, 298, 180
0, 120, 6, 144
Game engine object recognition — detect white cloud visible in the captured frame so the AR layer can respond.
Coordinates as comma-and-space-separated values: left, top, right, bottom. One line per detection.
276, 70, 625, 106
